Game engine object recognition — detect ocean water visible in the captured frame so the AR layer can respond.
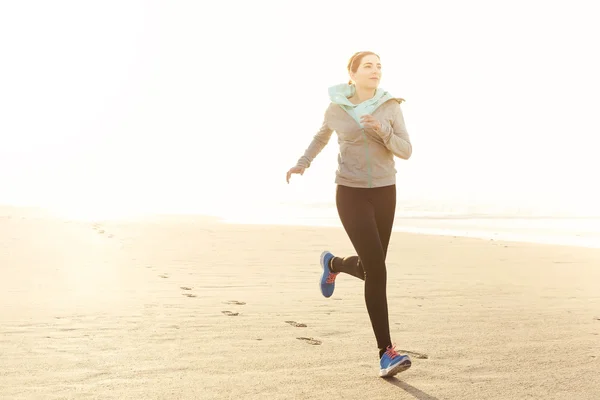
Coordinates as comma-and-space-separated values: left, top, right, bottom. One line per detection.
4, 198, 599, 249
217, 202, 600, 249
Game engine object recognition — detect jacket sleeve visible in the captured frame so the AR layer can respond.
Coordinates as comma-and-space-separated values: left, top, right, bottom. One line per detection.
376, 103, 412, 160
296, 112, 334, 168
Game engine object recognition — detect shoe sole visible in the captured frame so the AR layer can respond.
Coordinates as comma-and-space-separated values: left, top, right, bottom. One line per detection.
379, 359, 412, 378
319, 250, 333, 298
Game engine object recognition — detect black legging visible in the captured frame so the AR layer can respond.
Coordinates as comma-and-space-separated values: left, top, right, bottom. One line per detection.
332, 184, 396, 355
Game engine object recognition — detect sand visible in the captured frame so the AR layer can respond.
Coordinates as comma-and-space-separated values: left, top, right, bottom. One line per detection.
1, 206, 599, 400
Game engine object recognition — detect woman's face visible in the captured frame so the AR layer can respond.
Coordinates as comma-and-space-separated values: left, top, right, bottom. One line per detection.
350, 54, 382, 89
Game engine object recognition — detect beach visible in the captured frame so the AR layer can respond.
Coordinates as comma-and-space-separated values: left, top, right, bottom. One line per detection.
1, 206, 600, 400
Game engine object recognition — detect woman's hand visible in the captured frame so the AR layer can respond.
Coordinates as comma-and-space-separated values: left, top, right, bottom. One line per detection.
360, 114, 382, 131
286, 165, 305, 183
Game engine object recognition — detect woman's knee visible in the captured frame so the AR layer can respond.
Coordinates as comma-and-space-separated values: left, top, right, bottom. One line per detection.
363, 260, 387, 282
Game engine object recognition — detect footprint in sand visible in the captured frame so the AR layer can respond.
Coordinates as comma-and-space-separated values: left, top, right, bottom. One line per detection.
297, 337, 322, 345
222, 311, 239, 316
179, 287, 195, 297
224, 300, 246, 305
285, 320, 307, 328
92, 224, 114, 237
397, 349, 429, 359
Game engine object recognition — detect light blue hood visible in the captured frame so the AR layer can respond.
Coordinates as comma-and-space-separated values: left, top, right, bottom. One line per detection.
328, 83, 397, 127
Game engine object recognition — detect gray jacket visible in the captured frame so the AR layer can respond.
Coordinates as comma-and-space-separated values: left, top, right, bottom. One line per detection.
296, 95, 412, 188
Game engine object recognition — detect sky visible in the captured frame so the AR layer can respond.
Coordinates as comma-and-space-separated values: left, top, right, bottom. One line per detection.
1, 0, 599, 219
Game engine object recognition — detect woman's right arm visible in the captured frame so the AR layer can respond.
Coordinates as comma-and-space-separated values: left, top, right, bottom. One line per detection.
287, 110, 334, 183
295, 118, 334, 168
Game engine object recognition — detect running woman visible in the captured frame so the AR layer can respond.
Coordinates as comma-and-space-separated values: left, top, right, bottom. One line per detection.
286, 51, 413, 378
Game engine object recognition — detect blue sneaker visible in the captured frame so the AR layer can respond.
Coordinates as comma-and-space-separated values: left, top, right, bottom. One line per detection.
379, 346, 412, 378
319, 250, 338, 298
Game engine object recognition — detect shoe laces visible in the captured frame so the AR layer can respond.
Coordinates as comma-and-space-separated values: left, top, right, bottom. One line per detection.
325, 272, 338, 284
384, 345, 399, 360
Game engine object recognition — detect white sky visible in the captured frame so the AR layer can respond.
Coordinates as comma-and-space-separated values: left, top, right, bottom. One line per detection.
1, 0, 599, 219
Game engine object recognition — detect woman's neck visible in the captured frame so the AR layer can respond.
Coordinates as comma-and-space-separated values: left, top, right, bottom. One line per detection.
350, 86, 376, 104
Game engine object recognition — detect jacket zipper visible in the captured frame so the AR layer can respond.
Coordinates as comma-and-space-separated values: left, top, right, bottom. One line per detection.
361, 128, 373, 188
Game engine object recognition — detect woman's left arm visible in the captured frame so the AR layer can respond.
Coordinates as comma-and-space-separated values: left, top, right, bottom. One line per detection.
375, 104, 413, 160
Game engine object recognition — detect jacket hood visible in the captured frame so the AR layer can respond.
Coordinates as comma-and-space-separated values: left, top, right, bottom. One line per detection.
328, 83, 402, 125
328, 83, 402, 106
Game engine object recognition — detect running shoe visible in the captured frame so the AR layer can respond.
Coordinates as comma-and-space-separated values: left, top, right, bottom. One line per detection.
319, 250, 338, 298
379, 345, 412, 378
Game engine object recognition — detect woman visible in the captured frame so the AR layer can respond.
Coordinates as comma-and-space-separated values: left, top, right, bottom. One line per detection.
286, 51, 413, 378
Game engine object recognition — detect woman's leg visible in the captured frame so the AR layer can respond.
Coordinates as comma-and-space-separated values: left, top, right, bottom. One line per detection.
371, 184, 396, 260
335, 185, 393, 357
330, 185, 396, 280
330, 255, 364, 280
